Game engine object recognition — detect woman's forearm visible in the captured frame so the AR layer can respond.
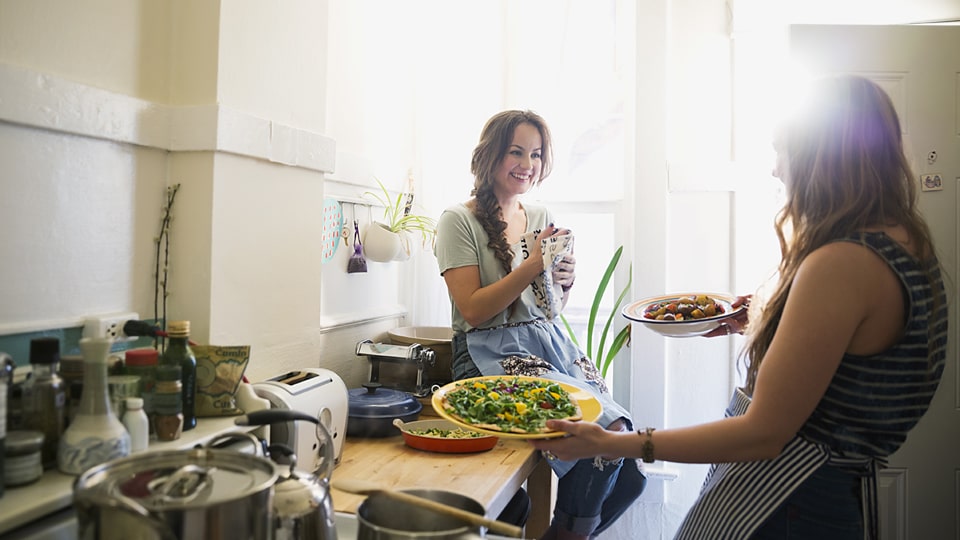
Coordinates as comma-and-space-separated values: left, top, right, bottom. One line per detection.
456, 258, 543, 326
535, 412, 790, 465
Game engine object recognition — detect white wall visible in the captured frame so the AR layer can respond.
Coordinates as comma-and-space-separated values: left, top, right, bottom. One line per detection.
0, 0, 398, 388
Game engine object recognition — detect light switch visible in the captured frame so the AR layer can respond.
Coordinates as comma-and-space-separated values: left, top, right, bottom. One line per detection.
920, 174, 943, 192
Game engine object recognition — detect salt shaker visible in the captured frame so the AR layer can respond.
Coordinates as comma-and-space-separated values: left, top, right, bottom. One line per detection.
121, 397, 149, 453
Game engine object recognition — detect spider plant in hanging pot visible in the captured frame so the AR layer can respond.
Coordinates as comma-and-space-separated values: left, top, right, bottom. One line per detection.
362, 177, 438, 263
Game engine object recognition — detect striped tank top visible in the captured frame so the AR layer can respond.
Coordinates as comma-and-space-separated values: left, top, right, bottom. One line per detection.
675, 232, 949, 540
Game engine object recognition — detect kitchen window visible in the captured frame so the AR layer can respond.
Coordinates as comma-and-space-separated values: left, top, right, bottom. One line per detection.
325, 0, 636, 392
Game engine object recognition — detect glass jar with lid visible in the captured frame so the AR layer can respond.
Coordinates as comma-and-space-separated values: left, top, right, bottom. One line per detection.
4, 430, 44, 487
153, 364, 183, 442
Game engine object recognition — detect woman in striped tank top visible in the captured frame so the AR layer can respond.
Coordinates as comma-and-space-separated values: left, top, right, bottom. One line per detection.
532, 75, 949, 539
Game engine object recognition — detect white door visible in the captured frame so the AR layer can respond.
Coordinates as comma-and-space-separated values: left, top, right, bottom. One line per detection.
790, 25, 960, 540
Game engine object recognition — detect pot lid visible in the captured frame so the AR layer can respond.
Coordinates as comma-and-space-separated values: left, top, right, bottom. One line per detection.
74, 448, 277, 509
348, 382, 422, 419
5, 430, 44, 453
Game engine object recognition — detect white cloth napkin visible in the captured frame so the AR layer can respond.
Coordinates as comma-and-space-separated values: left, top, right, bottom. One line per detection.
519, 231, 575, 319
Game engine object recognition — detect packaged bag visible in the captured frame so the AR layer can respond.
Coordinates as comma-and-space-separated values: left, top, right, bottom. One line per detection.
193, 344, 251, 417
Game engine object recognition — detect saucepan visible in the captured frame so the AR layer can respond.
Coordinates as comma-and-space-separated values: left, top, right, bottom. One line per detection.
347, 382, 422, 438
357, 489, 487, 540
73, 446, 277, 540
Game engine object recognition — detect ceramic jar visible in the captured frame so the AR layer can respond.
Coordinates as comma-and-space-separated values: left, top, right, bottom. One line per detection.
58, 337, 131, 475
363, 223, 411, 262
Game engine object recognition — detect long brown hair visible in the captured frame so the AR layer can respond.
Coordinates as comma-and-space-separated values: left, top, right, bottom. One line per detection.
469, 110, 554, 276
743, 75, 938, 394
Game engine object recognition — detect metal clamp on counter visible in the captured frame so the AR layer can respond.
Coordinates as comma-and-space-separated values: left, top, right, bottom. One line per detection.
355, 340, 436, 397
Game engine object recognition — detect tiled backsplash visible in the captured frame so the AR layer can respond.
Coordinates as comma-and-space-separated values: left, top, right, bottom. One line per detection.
0, 321, 160, 369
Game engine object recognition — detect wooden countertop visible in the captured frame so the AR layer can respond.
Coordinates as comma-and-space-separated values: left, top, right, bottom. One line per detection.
331, 435, 553, 538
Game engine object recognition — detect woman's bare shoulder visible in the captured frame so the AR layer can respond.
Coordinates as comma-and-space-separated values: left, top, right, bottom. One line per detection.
796, 241, 895, 298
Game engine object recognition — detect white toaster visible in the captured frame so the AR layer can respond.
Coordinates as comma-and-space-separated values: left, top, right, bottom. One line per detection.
252, 367, 349, 470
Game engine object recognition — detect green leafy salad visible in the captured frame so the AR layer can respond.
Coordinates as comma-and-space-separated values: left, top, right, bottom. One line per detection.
440, 377, 582, 434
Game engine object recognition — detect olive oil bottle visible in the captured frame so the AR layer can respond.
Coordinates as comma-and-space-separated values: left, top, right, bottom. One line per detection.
160, 321, 197, 431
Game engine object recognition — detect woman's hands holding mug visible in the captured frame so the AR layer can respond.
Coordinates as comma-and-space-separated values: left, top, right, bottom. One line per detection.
553, 254, 576, 292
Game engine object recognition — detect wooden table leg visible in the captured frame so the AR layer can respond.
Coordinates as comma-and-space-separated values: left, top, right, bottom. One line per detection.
524, 457, 553, 539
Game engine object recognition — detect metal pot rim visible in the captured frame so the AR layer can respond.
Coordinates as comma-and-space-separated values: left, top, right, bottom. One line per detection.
74, 446, 278, 509
357, 489, 485, 537
348, 385, 423, 419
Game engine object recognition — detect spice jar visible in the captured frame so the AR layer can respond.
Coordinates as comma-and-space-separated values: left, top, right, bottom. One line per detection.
107, 375, 140, 419
153, 364, 183, 442
4, 430, 44, 487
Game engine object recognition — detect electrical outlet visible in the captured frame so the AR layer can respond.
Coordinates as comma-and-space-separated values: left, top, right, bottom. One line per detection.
83, 312, 140, 342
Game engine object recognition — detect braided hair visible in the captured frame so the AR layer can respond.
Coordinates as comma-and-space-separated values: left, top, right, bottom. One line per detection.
469, 110, 554, 276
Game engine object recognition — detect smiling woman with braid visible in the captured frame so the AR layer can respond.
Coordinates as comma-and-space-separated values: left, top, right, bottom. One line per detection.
434, 110, 645, 540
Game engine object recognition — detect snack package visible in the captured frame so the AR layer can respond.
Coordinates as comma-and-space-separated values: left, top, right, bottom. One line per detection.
193, 344, 251, 417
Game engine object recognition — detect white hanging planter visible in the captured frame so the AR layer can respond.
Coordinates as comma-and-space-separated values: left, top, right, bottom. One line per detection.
363, 222, 412, 262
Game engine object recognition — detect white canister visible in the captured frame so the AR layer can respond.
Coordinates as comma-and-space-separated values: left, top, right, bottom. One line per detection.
122, 397, 150, 453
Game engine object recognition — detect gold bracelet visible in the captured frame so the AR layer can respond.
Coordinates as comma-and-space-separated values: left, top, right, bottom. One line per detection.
639, 427, 656, 463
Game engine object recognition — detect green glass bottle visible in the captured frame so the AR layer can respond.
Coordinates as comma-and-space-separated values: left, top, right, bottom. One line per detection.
160, 321, 197, 431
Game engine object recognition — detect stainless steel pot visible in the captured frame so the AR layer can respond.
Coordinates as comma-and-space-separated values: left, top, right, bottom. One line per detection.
73, 446, 277, 540
357, 489, 485, 540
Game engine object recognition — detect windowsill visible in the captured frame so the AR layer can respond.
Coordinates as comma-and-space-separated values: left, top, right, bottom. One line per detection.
643, 463, 680, 481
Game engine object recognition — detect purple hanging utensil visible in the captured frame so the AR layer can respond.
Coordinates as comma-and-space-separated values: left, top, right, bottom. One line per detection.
347, 220, 368, 273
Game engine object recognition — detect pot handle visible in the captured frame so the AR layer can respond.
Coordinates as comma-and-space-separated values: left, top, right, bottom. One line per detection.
266, 443, 299, 473
235, 408, 318, 426
205, 431, 266, 455
268, 442, 296, 459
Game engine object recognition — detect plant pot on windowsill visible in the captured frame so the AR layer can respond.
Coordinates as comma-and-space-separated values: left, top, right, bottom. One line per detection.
363, 222, 412, 262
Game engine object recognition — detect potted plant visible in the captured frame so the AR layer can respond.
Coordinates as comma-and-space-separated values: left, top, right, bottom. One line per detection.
560, 246, 632, 377
362, 177, 438, 262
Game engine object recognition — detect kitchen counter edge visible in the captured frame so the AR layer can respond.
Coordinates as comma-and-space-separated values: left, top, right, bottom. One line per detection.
0, 416, 261, 535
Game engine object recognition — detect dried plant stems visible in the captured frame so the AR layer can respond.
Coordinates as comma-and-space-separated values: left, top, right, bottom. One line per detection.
154, 183, 181, 348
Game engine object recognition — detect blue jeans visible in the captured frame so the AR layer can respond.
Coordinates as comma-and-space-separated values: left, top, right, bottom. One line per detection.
750, 463, 864, 539
554, 454, 647, 536
452, 332, 646, 536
